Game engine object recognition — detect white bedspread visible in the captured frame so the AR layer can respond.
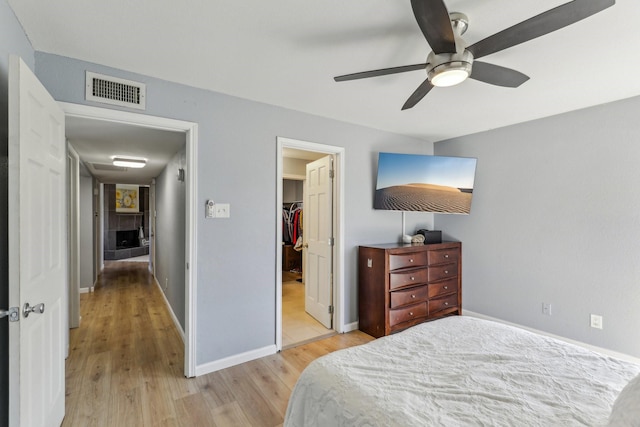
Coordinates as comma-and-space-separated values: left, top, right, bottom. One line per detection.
285, 316, 640, 426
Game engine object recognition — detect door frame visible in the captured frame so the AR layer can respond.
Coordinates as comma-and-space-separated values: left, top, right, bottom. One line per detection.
149, 180, 157, 276
275, 137, 345, 351
67, 144, 80, 333
59, 102, 199, 377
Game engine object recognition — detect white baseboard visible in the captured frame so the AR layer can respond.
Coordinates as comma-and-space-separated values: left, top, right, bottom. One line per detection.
79, 286, 94, 294
195, 345, 277, 376
194, 321, 358, 376
342, 321, 359, 333
464, 310, 640, 365
154, 278, 186, 343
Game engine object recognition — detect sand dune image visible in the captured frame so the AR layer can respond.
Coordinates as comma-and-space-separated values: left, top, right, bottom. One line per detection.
375, 183, 472, 214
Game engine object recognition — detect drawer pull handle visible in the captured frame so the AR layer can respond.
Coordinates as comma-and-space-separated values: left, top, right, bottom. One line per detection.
444, 302, 449, 306
409, 312, 414, 316
409, 259, 414, 263
444, 270, 449, 274
444, 286, 448, 290
411, 276, 415, 281
444, 254, 449, 258
411, 294, 416, 299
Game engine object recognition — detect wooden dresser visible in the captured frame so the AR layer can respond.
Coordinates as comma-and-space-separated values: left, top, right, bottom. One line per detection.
358, 241, 461, 338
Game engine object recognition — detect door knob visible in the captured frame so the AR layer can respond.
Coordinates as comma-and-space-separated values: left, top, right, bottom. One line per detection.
23, 302, 45, 318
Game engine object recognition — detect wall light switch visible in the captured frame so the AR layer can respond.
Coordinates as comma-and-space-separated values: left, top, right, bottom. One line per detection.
214, 203, 230, 218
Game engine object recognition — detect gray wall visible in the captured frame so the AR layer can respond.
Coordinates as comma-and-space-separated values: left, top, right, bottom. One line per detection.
33, 52, 434, 365
1, 0, 35, 423
435, 96, 640, 358
79, 174, 94, 288
155, 148, 186, 330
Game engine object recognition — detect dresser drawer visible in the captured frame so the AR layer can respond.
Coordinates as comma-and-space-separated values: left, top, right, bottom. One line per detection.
389, 302, 427, 326
427, 264, 457, 282
428, 293, 458, 314
389, 252, 427, 271
428, 278, 457, 298
390, 285, 428, 309
358, 242, 462, 338
428, 249, 459, 266
389, 269, 428, 290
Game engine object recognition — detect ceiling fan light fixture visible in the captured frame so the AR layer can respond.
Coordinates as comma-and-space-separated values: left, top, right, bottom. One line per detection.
112, 157, 147, 168
429, 61, 472, 87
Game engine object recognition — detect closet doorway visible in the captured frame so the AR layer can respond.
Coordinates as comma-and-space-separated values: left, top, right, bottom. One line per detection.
276, 137, 345, 350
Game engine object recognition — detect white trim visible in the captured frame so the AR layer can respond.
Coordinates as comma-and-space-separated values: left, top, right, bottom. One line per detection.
58, 102, 198, 378
154, 277, 186, 343
195, 345, 278, 376
66, 143, 81, 334
342, 321, 360, 333
79, 287, 94, 294
276, 137, 346, 351
464, 310, 640, 365
185, 124, 198, 377
98, 183, 105, 272
283, 173, 306, 181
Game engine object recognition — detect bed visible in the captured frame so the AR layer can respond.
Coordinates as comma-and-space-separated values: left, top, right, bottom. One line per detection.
284, 316, 640, 426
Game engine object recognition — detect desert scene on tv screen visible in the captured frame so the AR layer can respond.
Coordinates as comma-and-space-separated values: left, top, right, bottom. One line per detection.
374, 153, 476, 214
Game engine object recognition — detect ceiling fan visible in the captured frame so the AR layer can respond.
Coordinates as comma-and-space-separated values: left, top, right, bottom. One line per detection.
334, 0, 615, 110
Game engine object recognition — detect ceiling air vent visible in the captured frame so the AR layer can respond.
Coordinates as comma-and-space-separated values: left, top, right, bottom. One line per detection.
85, 71, 146, 110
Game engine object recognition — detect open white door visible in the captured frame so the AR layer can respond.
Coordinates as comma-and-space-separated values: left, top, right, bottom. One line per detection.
8, 56, 66, 427
304, 155, 333, 328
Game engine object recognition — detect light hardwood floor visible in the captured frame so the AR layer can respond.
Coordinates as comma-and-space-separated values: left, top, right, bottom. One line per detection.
281, 271, 334, 348
64, 261, 373, 426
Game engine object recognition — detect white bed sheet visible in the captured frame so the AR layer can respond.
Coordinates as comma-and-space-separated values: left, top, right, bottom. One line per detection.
285, 316, 640, 426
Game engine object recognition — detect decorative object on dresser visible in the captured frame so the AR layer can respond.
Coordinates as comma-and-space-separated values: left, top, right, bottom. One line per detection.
358, 241, 461, 338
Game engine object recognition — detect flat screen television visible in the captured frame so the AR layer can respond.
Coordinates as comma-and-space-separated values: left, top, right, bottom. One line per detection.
374, 152, 477, 214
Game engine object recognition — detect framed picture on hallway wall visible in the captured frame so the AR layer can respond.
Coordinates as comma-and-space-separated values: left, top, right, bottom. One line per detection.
115, 184, 140, 213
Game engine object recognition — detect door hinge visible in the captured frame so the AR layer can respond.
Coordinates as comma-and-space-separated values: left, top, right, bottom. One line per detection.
0, 307, 20, 322
328, 305, 334, 314
329, 169, 335, 179
328, 237, 334, 246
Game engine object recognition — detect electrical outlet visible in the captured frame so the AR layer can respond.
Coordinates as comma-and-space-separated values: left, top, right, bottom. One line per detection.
542, 303, 552, 316
590, 314, 603, 329
214, 203, 230, 218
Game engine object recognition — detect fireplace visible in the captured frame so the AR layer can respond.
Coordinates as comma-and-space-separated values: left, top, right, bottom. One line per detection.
116, 230, 140, 249
103, 184, 150, 260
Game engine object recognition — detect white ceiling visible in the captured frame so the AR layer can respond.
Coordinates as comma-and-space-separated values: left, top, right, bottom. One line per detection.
66, 116, 185, 184
9, 1, 640, 144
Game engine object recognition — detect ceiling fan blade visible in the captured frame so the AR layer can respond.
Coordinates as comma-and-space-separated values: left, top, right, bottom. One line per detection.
402, 78, 434, 110
411, 0, 456, 54
470, 61, 530, 88
334, 63, 427, 82
468, 0, 615, 59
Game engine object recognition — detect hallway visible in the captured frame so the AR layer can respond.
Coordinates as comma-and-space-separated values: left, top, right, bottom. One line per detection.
63, 261, 372, 426
63, 261, 186, 426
